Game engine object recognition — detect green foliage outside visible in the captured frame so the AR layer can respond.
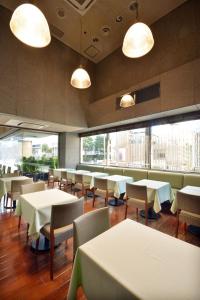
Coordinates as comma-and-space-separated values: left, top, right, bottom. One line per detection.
83, 135, 105, 162
21, 155, 58, 173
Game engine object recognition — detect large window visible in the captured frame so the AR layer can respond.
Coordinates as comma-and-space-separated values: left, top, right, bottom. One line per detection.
81, 134, 106, 165
80, 119, 200, 173
107, 129, 149, 168
151, 120, 200, 172
0, 129, 58, 172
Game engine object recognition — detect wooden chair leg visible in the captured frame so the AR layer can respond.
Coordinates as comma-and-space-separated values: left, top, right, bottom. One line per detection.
175, 210, 180, 238
18, 216, 21, 230
125, 203, 128, 219
105, 197, 107, 207
93, 194, 95, 207
184, 222, 188, 241
50, 237, 55, 280
136, 208, 139, 222
26, 224, 29, 243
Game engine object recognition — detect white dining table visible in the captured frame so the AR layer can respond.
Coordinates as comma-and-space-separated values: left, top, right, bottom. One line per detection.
171, 185, 200, 214
0, 176, 30, 199
15, 189, 78, 239
67, 170, 90, 184
83, 172, 109, 189
53, 168, 75, 178
105, 175, 133, 198
132, 179, 174, 213
68, 219, 200, 300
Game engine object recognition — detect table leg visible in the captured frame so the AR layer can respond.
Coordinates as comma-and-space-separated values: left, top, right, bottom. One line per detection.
139, 207, 160, 220
108, 193, 125, 206
31, 233, 60, 252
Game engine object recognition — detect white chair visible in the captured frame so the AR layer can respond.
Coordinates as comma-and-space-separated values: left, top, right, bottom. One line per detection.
93, 177, 114, 207
73, 207, 110, 259
6, 178, 33, 211
175, 191, 200, 238
125, 183, 154, 226
21, 181, 45, 194
39, 198, 84, 280
72, 174, 90, 197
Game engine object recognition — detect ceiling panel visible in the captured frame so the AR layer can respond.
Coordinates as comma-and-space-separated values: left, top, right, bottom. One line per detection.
0, 0, 186, 63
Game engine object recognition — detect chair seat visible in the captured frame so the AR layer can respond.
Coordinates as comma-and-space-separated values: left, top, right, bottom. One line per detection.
127, 197, 154, 210
49, 175, 59, 181
41, 223, 73, 244
95, 188, 114, 198
180, 210, 200, 227
83, 183, 90, 190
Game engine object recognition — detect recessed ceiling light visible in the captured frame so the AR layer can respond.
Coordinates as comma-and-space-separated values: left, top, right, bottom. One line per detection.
92, 37, 99, 43
57, 8, 65, 18
101, 26, 111, 36
116, 16, 123, 23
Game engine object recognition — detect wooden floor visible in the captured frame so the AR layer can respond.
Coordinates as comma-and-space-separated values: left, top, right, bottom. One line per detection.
0, 186, 200, 300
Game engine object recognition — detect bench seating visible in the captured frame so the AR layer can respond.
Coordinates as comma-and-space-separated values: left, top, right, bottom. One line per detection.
183, 174, 200, 187
76, 164, 200, 191
123, 168, 148, 181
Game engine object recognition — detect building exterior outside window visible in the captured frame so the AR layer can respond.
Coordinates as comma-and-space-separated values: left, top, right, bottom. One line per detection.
80, 119, 200, 173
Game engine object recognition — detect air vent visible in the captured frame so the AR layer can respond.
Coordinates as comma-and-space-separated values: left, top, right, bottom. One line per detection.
64, 0, 96, 15
50, 24, 64, 39
17, 122, 46, 129
116, 82, 160, 110
84, 45, 99, 58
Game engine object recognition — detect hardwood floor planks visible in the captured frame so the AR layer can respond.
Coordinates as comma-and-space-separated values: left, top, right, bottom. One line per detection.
0, 188, 199, 300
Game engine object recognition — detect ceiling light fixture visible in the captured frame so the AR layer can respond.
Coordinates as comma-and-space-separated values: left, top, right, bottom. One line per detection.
10, 3, 51, 48
122, 1, 154, 58
120, 93, 136, 108
70, 18, 91, 89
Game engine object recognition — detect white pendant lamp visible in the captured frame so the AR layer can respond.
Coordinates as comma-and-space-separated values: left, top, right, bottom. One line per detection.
122, 1, 154, 58
120, 93, 135, 108
71, 18, 91, 89
10, 3, 51, 48
71, 66, 91, 89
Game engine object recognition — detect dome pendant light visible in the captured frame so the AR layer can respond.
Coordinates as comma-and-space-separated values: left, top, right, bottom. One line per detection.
70, 18, 91, 89
71, 65, 91, 89
120, 93, 136, 108
122, 1, 154, 58
10, 3, 51, 48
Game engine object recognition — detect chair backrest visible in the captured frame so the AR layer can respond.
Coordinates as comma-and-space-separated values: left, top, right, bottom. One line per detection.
11, 178, 33, 194
94, 177, 108, 190
126, 183, 147, 201
48, 168, 54, 176
177, 191, 200, 215
2, 172, 19, 178
75, 174, 83, 184
73, 207, 110, 258
14, 170, 20, 176
7, 166, 11, 173
2, 165, 6, 174
51, 197, 84, 230
61, 171, 67, 180
21, 181, 45, 194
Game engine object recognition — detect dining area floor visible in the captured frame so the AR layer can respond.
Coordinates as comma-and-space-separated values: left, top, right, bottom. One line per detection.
0, 184, 200, 300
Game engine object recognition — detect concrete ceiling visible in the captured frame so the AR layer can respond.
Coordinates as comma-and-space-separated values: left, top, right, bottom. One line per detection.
0, 0, 186, 63
0, 113, 87, 134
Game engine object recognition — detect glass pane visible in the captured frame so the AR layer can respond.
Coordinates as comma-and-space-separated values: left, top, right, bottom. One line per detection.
107, 128, 149, 168
151, 120, 200, 172
81, 134, 106, 165
0, 129, 58, 173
